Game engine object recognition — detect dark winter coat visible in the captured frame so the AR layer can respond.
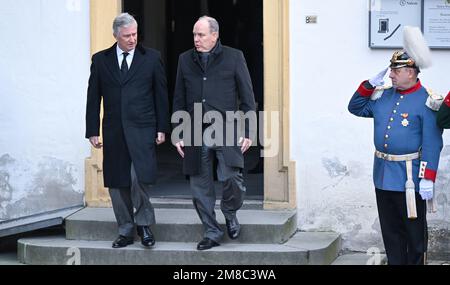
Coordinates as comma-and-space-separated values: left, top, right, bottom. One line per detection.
85, 44, 169, 187
172, 41, 256, 175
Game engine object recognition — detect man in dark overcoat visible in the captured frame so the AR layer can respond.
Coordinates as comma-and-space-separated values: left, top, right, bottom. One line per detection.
85, 13, 169, 248
437, 92, 450, 128
172, 16, 256, 250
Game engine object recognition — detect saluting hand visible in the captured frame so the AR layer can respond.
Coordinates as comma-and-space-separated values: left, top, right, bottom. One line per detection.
369, 67, 389, 87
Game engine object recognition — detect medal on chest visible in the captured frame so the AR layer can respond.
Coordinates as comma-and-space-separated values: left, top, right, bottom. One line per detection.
401, 113, 409, 127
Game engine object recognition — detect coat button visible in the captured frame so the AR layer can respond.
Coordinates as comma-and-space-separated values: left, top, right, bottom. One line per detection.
385, 135, 389, 139
390, 118, 394, 122
387, 126, 391, 129
400, 96, 404, 99
203, 77, 207, 81
396, 102, 400, 106
384, 144, 388, 148
393, 110, 397, 114
202, 99, 206, 103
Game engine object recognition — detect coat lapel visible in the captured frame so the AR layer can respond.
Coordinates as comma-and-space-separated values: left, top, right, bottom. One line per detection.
122, 46, 146, 84
191, 50, 204, 72
207, 41, 223, 68
104, 44, 121, 85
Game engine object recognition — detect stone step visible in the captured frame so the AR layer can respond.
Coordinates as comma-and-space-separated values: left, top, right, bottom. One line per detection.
18, 232, 341, 265
0, 252, 23, 265
65, 208, 297, 244
150, 198, 263, 210
0, 206, 83, 238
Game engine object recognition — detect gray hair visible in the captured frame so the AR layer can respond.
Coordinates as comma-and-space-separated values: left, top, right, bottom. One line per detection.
113, 13, 138, 37
198, 16, 219, 34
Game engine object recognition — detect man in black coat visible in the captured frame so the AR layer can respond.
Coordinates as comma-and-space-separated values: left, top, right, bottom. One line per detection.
437, 92, 450, 128
172, 16, 256, 250
85, 13, 169, 248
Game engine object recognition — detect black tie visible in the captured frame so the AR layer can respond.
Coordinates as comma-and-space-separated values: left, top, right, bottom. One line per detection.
121, 52, 129, 76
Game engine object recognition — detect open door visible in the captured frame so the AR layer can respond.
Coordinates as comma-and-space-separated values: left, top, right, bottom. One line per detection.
123, 0, 264, 200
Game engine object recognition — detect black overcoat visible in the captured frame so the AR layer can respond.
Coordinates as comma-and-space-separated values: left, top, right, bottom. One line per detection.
86, 44, 169, 187
172, 41, 256, 175
437, 92, 450, 129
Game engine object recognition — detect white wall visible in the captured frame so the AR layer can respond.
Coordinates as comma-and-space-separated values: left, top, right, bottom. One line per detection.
0, 0, 90, 220
290, 0, 450, 252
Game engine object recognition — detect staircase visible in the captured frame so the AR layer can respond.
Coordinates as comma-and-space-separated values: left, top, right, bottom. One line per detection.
17, 206, 341, 265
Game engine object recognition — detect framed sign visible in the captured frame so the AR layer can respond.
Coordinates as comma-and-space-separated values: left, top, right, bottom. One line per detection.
369, 0, 423, 48
423, 0, 450, 48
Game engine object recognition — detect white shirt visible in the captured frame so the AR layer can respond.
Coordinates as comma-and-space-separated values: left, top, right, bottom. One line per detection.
116, 45, 135, 70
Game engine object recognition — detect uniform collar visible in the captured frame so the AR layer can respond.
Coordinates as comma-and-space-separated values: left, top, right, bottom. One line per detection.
397, 80, 422, 95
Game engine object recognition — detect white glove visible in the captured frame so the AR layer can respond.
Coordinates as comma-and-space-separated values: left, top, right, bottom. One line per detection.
368, 68, 389, 87
419, 179, 434, 201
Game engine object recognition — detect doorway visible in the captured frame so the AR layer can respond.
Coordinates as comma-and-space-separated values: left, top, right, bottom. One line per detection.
122, 0, 264, 199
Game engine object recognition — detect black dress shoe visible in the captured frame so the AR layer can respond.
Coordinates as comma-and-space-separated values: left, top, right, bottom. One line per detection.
197, 238, 220, 250
137, 226, 155, 247
112, 235, 134, 248
226, 216, 241, 239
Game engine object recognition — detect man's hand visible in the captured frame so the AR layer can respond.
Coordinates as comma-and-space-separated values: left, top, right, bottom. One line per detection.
419, 179, 434, 200
175, 141, 185, 158
369, 67, 389, 87
239, 137, 252, 154
156, 132, 166, 145
89, 136, 103, 149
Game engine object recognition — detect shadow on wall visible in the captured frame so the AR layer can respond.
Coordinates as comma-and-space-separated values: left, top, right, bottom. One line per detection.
0, 154, 83, 221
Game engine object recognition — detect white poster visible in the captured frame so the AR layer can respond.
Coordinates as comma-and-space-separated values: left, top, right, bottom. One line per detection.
423, 0, 450, 48
369, 0, 422, 48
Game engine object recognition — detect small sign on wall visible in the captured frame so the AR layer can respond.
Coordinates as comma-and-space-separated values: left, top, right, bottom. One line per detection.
369, 0, 450, 49
423, 0, 450, 49
369, 0, 423, 48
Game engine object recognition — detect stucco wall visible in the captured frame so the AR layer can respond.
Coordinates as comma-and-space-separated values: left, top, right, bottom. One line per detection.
290, 0, 450, 253
0, 0, 90, 220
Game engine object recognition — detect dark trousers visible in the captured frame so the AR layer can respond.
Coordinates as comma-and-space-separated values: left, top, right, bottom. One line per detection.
108, 164, 155, 238
190, 145, 246, 242
375, 189, 427, 265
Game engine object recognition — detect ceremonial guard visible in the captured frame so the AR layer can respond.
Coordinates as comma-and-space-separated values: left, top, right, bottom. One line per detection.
437, 92, 450, 128
348, 27, 443, 265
